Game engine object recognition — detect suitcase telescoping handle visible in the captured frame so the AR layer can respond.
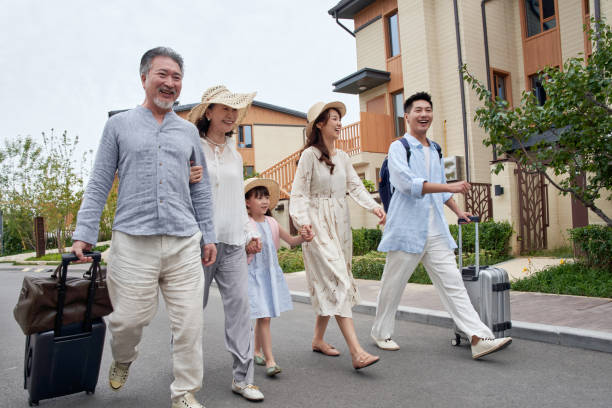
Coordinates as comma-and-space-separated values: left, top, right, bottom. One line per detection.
53, 252, 102, 337
458, 216, 480, 277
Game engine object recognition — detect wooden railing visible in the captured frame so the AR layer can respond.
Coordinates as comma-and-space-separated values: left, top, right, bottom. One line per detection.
260, 122, 363, 199
336, 122, 361, 156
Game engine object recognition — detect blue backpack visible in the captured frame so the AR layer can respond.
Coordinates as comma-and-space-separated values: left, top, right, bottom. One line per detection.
379, 138, 442, 212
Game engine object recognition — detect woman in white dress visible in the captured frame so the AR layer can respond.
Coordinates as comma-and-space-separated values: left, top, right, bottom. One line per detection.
187, 85, 264, 402
289, 101, 386, 369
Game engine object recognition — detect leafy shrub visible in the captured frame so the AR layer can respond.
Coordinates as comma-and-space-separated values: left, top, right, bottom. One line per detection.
569, 225, 612, 271
352, 228, 382, 256
362, 179, 376, 193
351, 251, 432, 284
278, 247, 304, 273
449, 219, 513, 257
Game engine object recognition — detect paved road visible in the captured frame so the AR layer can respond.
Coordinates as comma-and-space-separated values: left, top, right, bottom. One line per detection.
1, 266, 611, 408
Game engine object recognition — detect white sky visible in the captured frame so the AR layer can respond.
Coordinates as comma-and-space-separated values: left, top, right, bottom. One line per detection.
0, 0, 358, 160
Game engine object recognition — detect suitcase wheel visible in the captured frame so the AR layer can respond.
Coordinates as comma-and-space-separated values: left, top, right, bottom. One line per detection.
86, 390, 95, 395
28, 398, 39, 406
451, 333, 461, 346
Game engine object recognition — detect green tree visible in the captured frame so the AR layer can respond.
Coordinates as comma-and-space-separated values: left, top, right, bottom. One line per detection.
36, 130, 91, 253
0, 136, 41, 250
462, 19, 612, 226
0, 130, 91, 253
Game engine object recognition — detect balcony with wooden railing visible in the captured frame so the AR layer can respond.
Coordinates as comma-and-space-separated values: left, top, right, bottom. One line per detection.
260, 112, 394, 199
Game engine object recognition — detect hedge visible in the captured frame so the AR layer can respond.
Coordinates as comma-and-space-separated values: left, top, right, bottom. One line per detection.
569, 225, 612, 271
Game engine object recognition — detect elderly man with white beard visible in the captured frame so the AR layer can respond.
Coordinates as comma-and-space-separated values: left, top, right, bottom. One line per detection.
71, 47, 216, 408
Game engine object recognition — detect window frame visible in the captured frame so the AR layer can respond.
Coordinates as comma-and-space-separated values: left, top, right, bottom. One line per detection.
490, 68, 513, 108
391, 90, 405, 139
384, 10, 401, 60
582, 0, 592, 58
238, 124, 253, 149
522, 0, 559, 39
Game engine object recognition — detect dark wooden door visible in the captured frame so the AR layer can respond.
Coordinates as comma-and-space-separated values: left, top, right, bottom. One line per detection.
515, 166, 549, 253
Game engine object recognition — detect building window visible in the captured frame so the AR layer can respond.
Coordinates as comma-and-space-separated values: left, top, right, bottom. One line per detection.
492, 69, 512, 107
387, 13, 400, 58
243, 166, 254, 177
529, 74, 547, 106
582, 0, 592, 57
524, 0, 556, 38
392, 91, 405, 138
238, 125, 252, 148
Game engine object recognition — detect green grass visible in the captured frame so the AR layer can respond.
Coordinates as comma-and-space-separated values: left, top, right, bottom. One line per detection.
522, 246, 574, 258
512, 262, 612, 298
24, 244, 110, 262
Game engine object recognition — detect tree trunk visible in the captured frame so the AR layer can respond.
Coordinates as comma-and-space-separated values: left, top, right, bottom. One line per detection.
586, 204, 612, 227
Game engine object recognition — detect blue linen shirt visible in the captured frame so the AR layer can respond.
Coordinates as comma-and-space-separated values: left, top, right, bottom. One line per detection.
73, 105, 216, 246
378, 134, 457, 253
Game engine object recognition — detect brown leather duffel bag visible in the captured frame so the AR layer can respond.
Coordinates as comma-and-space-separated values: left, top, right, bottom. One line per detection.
13, 253, 113, 335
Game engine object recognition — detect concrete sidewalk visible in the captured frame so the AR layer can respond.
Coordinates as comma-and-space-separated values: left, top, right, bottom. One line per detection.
285, 271, 612, 354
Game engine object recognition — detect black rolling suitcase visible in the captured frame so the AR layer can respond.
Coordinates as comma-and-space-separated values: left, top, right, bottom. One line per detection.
451, 217, 512, 346
24, 252, 106, 406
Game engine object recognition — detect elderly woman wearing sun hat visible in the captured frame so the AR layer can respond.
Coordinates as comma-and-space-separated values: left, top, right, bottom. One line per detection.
289, 101, 386, 370
187, 85, 264, 402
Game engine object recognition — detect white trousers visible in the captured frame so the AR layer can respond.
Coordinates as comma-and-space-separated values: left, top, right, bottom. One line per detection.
107, 230, 204, 400
371, 234, 493, 341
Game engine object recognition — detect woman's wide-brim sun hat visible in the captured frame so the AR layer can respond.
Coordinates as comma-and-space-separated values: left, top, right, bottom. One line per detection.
187, 85, 257, 131
306, 101, 346, 138
244, 177, 281, 209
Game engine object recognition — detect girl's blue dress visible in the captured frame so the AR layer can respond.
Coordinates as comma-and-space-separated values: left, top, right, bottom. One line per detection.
247, 221, 293, 319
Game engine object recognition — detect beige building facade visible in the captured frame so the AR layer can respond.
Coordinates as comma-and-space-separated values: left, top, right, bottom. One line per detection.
328, 0, 612, 254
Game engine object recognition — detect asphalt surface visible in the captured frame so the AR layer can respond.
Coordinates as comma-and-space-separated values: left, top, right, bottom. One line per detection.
1, 265, 611, 408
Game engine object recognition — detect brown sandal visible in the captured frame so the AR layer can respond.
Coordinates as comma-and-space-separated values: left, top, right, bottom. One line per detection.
312, 343, 341, 356
352, 352, 379, 370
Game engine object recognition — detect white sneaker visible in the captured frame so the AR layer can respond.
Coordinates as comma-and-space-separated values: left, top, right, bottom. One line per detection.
231, 379, 264, 402
471, 337, 512, 359
172, 392, 205, 408
371, 335, 400, 351
109, 361, 131, 391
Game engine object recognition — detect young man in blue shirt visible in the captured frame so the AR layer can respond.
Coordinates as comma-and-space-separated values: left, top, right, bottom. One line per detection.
371, 92, 512, 359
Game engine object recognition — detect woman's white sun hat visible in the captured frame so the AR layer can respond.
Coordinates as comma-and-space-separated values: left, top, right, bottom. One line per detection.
305, 101, 346, 138
188, 85, 257, 131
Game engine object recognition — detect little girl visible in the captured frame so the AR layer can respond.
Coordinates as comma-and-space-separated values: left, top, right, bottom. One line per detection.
244, 178, 313, 377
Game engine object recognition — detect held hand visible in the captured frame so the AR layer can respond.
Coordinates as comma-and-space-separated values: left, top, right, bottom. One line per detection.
71, 240, 93, 263
189, 163, 203, 184
300, 225, 315, 242
457, 211, 473, 223
447, 181, 471, 194
373, 207, 386, 225
202, 243, 217, 266
245, 238, 262, 254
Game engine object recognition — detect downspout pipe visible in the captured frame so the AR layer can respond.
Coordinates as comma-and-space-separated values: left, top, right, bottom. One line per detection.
333, 11, 356, 37
595, 0, 601, 44
481, 0, 497, 161
453, 0, 471, 182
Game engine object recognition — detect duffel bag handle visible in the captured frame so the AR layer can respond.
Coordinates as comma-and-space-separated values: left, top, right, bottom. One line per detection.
53, 251, 101, 336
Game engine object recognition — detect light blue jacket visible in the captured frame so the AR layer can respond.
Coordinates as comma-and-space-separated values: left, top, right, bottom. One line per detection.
378, 134, 457, 253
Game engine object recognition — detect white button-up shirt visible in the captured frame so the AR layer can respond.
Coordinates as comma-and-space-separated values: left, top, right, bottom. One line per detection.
200, 135, 258, 246
378, 134, 456, 254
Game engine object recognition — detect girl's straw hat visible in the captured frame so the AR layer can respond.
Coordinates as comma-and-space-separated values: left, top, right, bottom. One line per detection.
305, 101, 346, 138
244, 177, 280, 209
187, 85, 257, 131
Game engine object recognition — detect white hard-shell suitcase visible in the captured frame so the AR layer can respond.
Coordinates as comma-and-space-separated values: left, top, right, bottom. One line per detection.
452, 216, 512, 346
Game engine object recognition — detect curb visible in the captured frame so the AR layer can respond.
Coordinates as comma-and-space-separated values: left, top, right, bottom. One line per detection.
290, 291, 612, 354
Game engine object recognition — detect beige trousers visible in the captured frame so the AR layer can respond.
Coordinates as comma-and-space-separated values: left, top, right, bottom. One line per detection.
107, 230, 204, 400
372, 234, 493, 341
